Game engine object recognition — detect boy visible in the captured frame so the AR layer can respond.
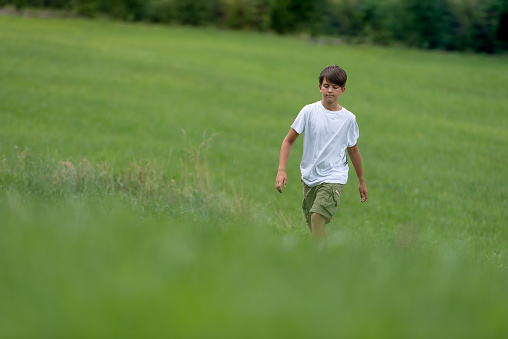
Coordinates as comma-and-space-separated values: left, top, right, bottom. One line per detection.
275, 65, 367, 243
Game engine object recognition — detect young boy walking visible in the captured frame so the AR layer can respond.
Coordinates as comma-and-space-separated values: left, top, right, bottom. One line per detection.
275, 65, 368, 243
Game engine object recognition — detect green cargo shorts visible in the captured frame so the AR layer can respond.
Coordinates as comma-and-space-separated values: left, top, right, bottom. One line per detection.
302, 181, 344, 230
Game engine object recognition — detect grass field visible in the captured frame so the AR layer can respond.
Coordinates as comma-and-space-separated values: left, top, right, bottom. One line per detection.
1, 16, 508, 338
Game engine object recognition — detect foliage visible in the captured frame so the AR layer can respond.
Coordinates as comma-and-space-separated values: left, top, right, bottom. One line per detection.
220, 0, 273, 30
2, 0, 507, 53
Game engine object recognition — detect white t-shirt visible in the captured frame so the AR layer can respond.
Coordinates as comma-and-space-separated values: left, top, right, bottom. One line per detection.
291, 101, 359, 186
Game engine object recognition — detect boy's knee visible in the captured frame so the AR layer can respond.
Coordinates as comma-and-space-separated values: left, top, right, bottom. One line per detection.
311, 213, 327, 235
311, 213, 326, 224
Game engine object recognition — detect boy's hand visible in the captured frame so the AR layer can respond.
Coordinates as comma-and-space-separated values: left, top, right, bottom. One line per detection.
275, 171, 287, 193
359, 182, 368, 202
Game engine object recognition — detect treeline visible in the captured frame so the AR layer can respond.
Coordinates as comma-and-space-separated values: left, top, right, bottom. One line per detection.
2, 0, 508, 53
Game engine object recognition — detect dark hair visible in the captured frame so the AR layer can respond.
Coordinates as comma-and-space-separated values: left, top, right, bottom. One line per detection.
319, 65, 347, 87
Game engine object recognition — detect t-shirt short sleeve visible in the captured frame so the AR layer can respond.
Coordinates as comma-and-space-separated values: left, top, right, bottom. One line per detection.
347, 117, 360, 147
291, 106, 307, 134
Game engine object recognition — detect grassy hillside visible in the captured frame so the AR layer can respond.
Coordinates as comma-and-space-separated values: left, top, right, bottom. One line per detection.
1, 16, 507, 338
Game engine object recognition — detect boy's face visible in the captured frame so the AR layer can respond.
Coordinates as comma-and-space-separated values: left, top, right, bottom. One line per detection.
319, 79, 345, 105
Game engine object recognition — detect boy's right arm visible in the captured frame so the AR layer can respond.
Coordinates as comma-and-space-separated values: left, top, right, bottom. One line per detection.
275, 128, 299, 193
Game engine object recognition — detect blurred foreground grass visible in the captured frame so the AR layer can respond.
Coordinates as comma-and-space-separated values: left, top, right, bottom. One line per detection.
1, 193, 507, 338
1, 16, 508, 337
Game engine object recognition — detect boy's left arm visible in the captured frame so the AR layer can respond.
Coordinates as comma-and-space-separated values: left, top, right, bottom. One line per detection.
347, 144, 368, 203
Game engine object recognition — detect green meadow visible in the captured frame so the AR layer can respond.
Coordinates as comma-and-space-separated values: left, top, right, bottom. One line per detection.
1, 16, 508, 338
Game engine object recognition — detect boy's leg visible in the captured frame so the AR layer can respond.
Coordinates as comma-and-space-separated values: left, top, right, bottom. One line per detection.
311, 212, 328, 243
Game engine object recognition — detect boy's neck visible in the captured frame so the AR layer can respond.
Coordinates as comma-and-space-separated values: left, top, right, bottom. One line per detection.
321, 100, 342, 111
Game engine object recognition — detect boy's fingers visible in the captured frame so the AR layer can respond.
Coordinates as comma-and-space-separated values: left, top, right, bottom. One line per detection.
360, 190, 367, 202
275, 180, 283, 193
275, 175, 287, 193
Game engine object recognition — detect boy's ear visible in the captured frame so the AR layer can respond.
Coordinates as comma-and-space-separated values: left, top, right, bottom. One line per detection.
341, 86, 346, 94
